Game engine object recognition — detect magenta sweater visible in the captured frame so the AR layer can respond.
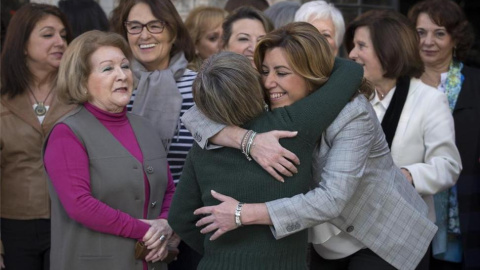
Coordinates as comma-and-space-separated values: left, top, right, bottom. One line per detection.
44, 103, 175, 241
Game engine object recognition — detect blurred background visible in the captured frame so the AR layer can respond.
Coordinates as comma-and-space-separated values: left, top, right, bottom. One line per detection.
1, 0, 479, 67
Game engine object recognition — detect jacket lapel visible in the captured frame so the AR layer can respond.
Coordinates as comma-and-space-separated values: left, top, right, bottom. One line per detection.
1, 91, 76, 136
1, 92, 43, 134
453, 71, 475, 113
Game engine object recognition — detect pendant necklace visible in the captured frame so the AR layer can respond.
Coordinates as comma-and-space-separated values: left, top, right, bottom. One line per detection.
28, 86, 54, 116
376, 89, 385, 100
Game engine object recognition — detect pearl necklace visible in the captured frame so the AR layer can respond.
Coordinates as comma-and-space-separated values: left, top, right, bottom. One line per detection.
376, 89, 386, 100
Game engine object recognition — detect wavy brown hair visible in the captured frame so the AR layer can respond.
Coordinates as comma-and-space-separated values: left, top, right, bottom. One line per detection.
408, 0, 474, 61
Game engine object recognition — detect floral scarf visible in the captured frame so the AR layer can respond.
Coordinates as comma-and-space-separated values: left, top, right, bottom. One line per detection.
432, 60, 464, 262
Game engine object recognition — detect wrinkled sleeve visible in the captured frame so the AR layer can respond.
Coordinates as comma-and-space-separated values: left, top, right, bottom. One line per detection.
181, 105, 225, 149
44, 123, 150, 240
266, 102, 375, 239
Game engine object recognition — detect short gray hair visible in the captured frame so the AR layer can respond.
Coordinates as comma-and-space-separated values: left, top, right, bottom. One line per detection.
294, 1, 345, 49
264, 1, 301, 29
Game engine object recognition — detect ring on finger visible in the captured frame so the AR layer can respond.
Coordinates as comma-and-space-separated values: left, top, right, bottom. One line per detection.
159, 234, 166, 242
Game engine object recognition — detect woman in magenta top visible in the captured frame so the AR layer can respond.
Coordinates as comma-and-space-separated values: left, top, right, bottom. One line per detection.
43, 31, 175, 270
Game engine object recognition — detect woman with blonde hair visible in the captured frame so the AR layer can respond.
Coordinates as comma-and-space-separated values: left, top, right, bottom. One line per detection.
172, 22, 436, 270
170, 23, 364, 269
44, 30, 175, 270
185, 6, 227, 71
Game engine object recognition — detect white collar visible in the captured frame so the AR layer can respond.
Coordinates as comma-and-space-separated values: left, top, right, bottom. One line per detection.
371, 86, 396, 109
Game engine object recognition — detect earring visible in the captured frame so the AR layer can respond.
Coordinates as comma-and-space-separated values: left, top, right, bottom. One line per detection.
453, 46, 457, 58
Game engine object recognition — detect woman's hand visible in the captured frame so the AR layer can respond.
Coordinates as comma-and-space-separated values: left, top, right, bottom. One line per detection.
194, 190, 239, 240
250, 130, 300, 182
401, 168, 414, 185
140, 219, 173, 262
167, 233, 181, 249
1, 254, 4, 269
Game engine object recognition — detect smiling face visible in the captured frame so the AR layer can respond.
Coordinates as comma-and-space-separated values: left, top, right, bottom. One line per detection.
309, 18, 337, 55
25, 15, 67, 74
261, 47, 310, 109
416, 13, 455, 68
87, 46, 133, 113
196, 24, 223, 60
348, 26, 385, 85
225, 18, 266, 65
126, 2, 173, 71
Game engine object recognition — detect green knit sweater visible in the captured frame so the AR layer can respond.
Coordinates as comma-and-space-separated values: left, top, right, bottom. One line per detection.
168, 58, 363, 270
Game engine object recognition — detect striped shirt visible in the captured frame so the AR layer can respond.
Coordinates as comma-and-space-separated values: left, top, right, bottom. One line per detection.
128, 69, 196, 184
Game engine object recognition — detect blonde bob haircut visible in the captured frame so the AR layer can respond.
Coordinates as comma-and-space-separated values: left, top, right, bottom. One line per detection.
193, 51, 265, 126
56, 30, 132, 104
254, 22, 334, 92
185, 6, 228, 70
185, 6, 227, 45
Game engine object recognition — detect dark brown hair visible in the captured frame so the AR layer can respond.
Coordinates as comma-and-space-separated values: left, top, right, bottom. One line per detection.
224, 0, 269, 13
1, 3, 72, 97
112, 0, 195, 62
345, 10, 424, 79
408, 0, 474, 61
222, 6, 274, 48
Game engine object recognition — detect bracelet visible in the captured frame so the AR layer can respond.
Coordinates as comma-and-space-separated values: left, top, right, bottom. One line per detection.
234, 202, 245, 227
241, 130, 253, 159
241, 130, 255, 161
246, 131, 257, 160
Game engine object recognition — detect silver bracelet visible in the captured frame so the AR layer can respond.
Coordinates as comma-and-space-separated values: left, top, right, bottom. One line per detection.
234, 202, 244, 227
241, 130, 253, 160
246, 131, 257, 160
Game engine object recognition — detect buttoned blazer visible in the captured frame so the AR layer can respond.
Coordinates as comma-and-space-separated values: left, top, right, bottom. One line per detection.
388, 78, 462, 221
265, 95, 438, 270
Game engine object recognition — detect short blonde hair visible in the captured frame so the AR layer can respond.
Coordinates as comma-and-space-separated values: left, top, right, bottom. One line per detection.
255, 22, 334, 92
56, 30, 132, 104
193, 51, 265, 126
185, 6, 227, 70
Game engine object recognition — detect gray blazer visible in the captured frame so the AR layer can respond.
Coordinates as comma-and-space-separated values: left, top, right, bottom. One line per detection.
265, 96, 437, 270
181, 96, 437, 270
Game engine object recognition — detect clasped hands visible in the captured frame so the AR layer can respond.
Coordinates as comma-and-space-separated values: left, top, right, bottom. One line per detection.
139, 219, 180, 263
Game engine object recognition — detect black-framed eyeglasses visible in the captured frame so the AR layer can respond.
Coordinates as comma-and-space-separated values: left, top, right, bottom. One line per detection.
124, 20, 167, 35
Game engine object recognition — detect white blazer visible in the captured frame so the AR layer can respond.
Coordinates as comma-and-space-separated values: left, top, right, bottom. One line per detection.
378, 78, 462, 221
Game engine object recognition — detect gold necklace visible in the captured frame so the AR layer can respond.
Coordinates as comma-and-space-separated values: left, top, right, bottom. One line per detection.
28, 86, 54, 116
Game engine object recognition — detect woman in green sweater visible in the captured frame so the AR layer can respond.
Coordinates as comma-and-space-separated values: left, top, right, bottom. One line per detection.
168, 22, 365, 269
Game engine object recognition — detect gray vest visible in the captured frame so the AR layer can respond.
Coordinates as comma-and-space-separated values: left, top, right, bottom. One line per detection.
47, 106, 168, 270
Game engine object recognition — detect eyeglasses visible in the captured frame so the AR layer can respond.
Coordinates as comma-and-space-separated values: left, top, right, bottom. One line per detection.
124, 20, 167, 35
